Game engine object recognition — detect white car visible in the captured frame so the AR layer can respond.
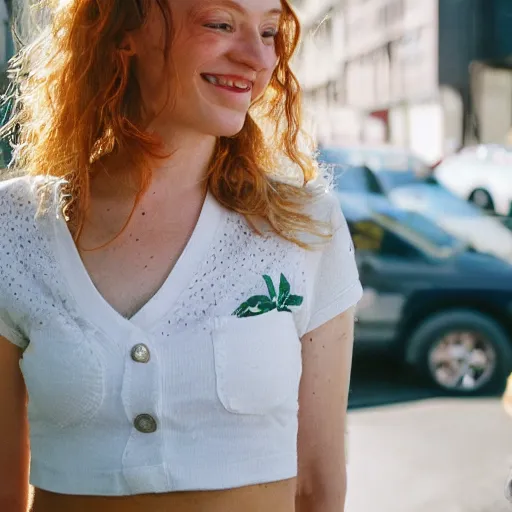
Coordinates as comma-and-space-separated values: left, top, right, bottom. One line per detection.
434, 144, 512, 216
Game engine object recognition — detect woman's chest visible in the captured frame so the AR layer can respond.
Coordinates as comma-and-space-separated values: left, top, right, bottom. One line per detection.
21, 219, 311, 428
77, 207, 202, 320
22, 305, 304, 431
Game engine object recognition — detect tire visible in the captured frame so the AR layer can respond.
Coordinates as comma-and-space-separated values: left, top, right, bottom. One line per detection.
405, 310, 512, 396
469, 189, 495, 213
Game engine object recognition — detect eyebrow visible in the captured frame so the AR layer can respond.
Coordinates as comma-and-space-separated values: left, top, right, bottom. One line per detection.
190, 0, 282, 17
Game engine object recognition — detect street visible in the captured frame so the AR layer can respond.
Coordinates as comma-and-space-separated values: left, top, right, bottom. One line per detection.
346, 355, 512, 512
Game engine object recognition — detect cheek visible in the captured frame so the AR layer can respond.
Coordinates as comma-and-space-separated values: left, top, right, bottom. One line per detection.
170, 33, 226, 80
253, 67, 276, 99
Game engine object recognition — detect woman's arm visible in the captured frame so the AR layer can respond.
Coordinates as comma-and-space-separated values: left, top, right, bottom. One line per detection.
296, 307, 355, 512
0, 336, 30, 512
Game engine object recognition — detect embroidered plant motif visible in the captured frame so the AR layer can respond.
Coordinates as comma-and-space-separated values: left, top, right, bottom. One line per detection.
233, 274, 304, 318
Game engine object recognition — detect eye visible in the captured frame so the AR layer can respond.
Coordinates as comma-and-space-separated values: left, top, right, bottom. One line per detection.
262, 28, 278, 39
204, 22, 234, 33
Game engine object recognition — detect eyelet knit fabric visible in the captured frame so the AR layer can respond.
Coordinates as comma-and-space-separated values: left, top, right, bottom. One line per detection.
0, 174, 362, 496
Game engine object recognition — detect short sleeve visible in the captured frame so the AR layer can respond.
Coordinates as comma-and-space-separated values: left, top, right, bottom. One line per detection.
305, 194, 363, 333
0, 177, 31, 350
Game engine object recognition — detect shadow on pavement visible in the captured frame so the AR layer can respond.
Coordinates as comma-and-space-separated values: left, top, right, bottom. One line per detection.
348, 354, 441, 410
348, 353, 503, 410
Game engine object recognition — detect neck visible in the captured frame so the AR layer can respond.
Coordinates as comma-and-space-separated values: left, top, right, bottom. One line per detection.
152, 130, 217, 193
93, 130, 217, 200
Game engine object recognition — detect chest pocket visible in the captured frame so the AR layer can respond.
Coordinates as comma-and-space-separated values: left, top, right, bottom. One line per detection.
211, 310, 302, 415
20, 323, 105, 429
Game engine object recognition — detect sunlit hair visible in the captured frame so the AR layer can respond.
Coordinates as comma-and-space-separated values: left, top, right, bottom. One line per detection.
2, 0, 329, 248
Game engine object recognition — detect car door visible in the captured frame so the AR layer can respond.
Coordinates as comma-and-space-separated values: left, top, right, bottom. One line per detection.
348, 217, 422, 347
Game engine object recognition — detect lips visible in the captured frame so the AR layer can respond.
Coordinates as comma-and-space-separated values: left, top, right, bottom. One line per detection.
201, 73, 253, 92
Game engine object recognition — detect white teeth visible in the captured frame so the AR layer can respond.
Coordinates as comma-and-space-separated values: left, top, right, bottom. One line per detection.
204, 75, 219, 85
234, 80, 248, 90
204, 74, 250, 90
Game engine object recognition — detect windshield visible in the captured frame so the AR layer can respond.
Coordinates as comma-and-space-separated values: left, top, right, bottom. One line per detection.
376, 169, 422, 190
333, 166, 378, 193
372, 209, 465, 258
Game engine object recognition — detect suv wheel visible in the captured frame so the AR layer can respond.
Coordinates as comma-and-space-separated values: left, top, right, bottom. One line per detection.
405, 310, 512, 395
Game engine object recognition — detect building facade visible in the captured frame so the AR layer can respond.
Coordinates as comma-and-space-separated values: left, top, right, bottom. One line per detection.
293, 0, 512, 164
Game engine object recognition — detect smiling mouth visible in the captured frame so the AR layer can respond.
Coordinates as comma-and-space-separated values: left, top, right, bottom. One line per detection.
201, 74, 253, 93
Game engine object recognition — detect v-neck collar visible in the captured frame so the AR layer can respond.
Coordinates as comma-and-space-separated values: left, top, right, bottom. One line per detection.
52, 188, 225, 339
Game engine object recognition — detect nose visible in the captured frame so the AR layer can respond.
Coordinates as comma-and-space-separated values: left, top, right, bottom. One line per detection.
227, 28, 276, 72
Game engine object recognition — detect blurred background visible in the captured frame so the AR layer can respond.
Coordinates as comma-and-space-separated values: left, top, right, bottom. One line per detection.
0, 0, 512, 510
289, 0, 512, 510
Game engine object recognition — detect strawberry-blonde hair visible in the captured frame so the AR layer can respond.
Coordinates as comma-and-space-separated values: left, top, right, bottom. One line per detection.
2, 0, 326, 247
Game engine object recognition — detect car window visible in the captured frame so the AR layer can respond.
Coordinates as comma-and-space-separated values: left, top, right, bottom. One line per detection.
318, 149, 373, 193
367, 151, 431, 189
376, 168, 422, 190
332, 166, 371, 192
349, 219, 421, 259
332, 165, 382, 193
318, 147, 431, 192
374, 211, 463, 257
348, 210, 462, 260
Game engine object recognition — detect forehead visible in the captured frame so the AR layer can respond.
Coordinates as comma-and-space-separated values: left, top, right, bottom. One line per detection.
170, 0, 283, 16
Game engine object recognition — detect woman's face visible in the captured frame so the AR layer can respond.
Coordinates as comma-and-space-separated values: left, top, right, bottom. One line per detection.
131, 0, 282, 139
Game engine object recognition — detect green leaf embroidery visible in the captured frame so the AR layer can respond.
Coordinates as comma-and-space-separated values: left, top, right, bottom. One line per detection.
233, 274, 303, 318
233, 295, 276, 318
277, 273, 291, 309
284, 294, 304, 307
262, 274, 277, 303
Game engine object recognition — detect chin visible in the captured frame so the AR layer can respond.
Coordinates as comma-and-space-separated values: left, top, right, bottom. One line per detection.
206, 112, 248, 138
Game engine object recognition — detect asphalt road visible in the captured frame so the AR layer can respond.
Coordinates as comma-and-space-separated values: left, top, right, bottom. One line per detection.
346, 355, 512, 512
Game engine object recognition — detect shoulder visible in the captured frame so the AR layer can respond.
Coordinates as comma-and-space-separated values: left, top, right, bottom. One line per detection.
283, 174, 345, 246
273, 169, 340, 218
304, 176, 342, 227
0, 174, 62, 252
0, 174, 34, 201
0, 173, 62, 222
0, 173, 43, 213
0, 175, 37, 232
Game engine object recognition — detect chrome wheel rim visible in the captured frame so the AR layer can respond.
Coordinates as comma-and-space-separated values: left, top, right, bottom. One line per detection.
428, 331, 497, 392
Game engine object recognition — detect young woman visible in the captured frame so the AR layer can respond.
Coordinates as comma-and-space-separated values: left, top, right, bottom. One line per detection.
0, 0, 362, 511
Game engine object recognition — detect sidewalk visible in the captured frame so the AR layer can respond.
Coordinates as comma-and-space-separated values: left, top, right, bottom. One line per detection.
345, 398, 512, 512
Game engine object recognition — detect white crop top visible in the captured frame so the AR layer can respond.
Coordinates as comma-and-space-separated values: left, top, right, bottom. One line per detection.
0, 175, 362, 496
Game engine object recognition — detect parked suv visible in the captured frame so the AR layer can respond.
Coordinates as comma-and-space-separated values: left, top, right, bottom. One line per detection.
341, 192, 512, 396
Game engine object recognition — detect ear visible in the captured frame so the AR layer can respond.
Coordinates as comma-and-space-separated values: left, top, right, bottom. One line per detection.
119, 33, 137, 57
